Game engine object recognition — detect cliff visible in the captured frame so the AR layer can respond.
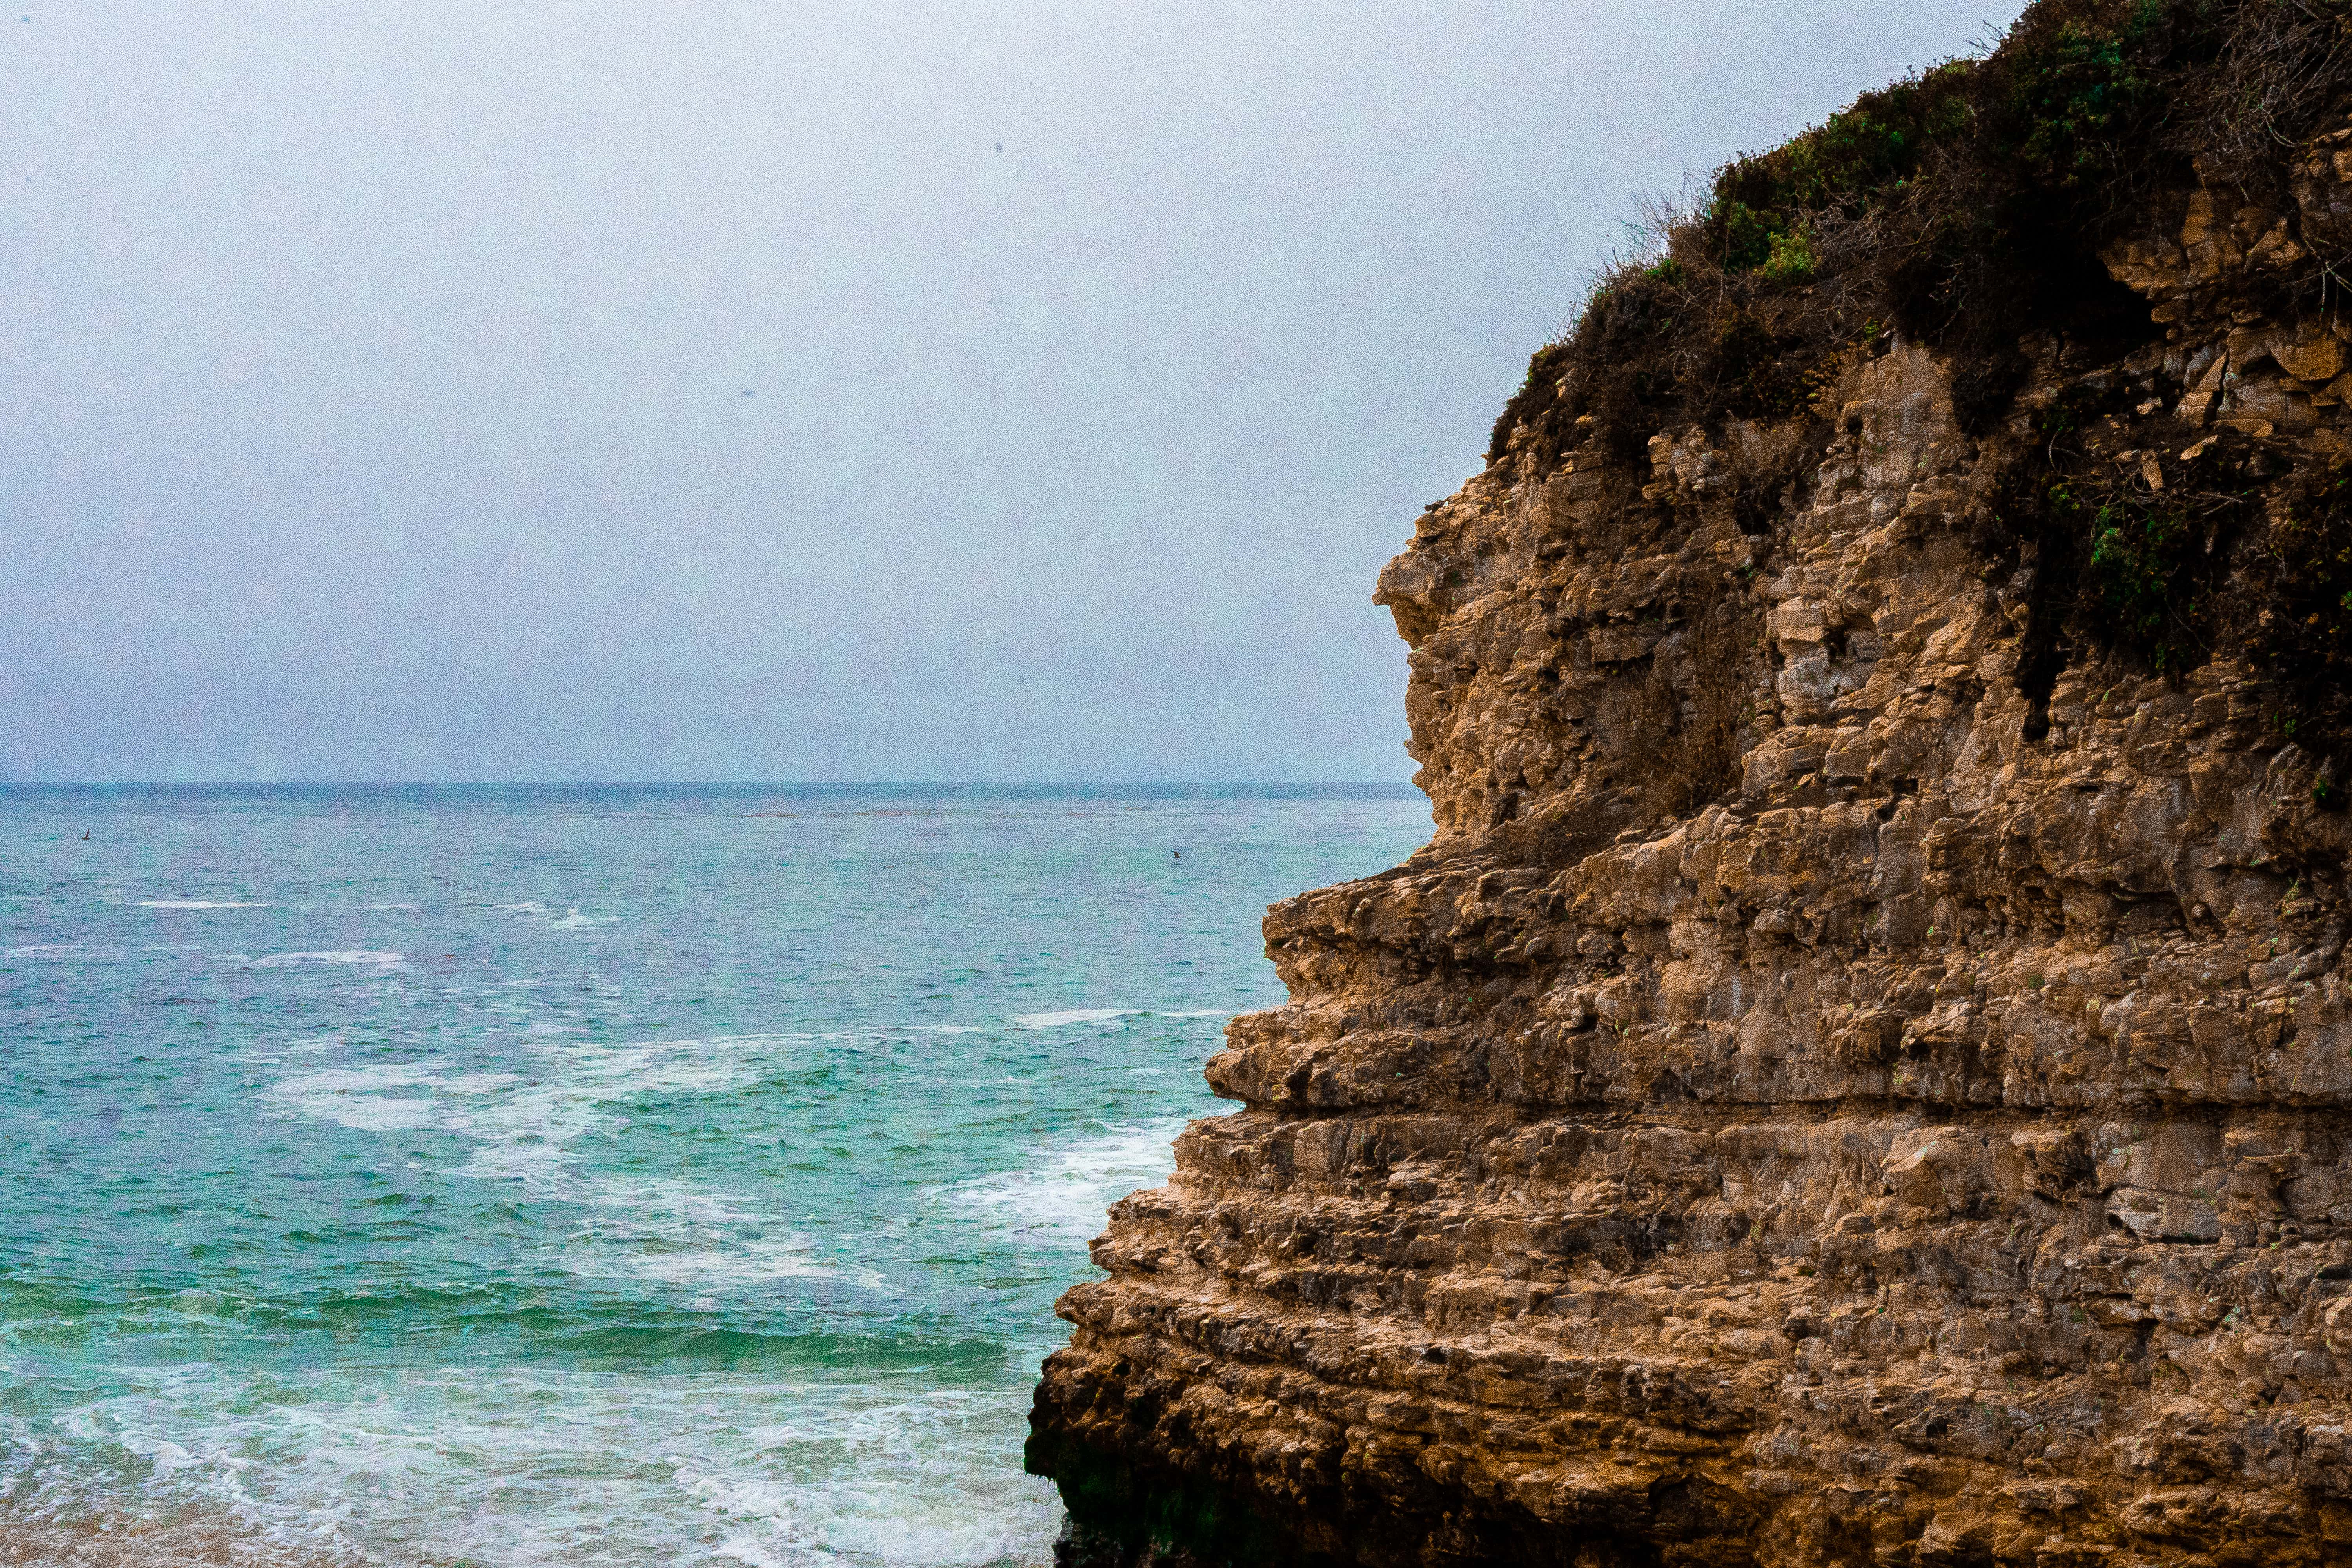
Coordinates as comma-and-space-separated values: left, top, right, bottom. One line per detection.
1029, 4, 2352, 1564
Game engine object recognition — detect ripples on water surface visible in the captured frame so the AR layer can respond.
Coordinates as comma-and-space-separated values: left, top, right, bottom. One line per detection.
0, 785, 1429, 1567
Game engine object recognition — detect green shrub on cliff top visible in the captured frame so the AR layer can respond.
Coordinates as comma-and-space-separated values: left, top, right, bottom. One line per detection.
1704, 2, 2163, 268
1757, 228, 1817, 285
2007, 13, 2156, 188
1706, 61, 1977, 261
1490, 0, 2352, 466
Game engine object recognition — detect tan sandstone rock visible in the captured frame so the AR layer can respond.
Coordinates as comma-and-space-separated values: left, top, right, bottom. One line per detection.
1029, 17, 2352, 1568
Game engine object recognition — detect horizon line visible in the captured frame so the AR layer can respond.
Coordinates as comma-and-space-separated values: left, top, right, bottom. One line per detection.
0, 778, 1423, 789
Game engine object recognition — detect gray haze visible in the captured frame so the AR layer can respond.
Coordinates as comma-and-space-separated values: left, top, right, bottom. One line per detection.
1, 3, 2024, 782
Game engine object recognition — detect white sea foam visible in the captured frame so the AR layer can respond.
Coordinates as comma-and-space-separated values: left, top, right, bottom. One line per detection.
491, 900, 615, 930
1010, 1007, 1134, 1029
1010, 1007, 1231, 1029
700, 1473, 1056, 1568
946, 1117, 1190, 1245
243, 950, 407, 969
619, 1241, 841, 1287
581, 1175, 783, 1232
19, 1361, 1063, 1568
137, 899, 266, 909
271, 1034, 345, 1056
6, 944, 82, 958
312, 1095, 440, 1132
444, 1071, 524, 1094
263, 1064, 515, 1131
550, 1170, 897, 1290
679, 1390, 1060, 1568
366, 902, 419, 911
265, 1036, 801, 1290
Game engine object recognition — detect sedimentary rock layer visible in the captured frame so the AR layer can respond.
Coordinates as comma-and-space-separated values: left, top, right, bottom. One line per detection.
1031, 8, 2352, 1564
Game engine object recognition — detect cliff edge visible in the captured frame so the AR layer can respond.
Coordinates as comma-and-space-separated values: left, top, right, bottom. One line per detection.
1032, 4, 2352, 1563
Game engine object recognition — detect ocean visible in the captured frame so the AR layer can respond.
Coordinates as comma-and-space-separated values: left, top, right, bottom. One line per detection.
0, 784, 1429, 1568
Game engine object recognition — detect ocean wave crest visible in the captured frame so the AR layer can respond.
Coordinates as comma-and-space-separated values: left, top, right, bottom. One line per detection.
1009, 1008, 1134, 1029
944, 1118, 1189, 1246
1009, 1007, 1233, 1029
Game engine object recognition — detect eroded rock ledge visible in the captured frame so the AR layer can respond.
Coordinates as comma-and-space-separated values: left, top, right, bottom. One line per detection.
1031, 6, 2352, 1563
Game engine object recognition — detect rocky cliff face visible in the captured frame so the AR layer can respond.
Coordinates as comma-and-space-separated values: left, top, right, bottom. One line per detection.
1029, 6, 2352, 1565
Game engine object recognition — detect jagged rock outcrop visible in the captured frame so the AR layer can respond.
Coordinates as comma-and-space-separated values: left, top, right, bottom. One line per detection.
1030, 5, 2352, 1564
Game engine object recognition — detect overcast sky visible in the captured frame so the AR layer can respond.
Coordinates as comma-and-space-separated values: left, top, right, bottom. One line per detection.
1, 2, 2024, 782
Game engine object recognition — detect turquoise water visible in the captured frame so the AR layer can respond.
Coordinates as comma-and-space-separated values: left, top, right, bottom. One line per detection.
0, 785, 1428, 1568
